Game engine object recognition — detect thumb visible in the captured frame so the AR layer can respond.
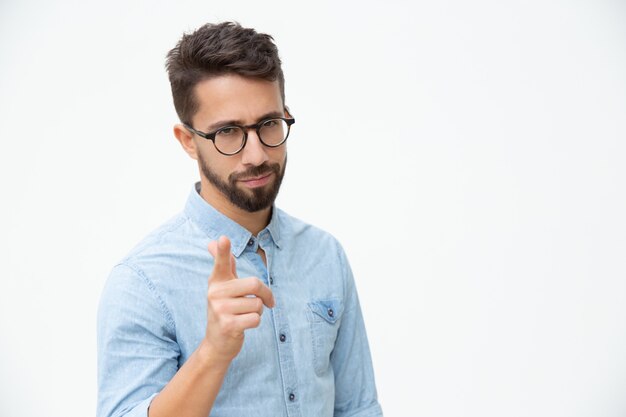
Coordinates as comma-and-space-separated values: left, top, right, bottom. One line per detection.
208, 236, 235, 281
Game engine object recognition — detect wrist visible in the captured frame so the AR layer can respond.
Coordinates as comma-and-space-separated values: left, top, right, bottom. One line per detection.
197, 339, 233, 371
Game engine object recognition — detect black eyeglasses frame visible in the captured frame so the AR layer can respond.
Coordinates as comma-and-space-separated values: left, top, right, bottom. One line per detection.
183, 117, 295, 156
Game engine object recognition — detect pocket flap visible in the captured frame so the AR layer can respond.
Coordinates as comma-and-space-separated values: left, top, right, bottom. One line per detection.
308, 299, 343, 324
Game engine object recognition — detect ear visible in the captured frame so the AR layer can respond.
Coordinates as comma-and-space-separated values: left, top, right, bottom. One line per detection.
173, 123, 198, 160
284, 106, 293, 119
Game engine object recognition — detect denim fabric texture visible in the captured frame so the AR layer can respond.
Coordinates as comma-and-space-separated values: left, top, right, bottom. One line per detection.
97, 182, 382, 417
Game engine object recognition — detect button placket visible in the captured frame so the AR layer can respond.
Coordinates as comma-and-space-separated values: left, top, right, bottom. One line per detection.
268, 294, 301, 416
264, 242, 301, 416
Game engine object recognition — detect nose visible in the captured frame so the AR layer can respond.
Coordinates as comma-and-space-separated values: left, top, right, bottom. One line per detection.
240, 129, 269, 166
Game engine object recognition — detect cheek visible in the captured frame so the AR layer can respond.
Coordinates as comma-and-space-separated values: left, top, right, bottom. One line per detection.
269, 147, 287, 164
217, 160, 241, 179
198, 146, 237, 176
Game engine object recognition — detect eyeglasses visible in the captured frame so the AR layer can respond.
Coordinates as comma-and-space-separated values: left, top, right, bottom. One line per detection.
184, 117, 295, 156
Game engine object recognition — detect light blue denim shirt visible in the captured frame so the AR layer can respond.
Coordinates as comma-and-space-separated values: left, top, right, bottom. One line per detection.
97, 182, 382, 417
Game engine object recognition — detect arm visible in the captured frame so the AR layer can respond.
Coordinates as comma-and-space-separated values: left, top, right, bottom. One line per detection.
149, 237, 274, 417
146, 341, 229, 417
97, 263, 180, 417
97, 237, 274, 417
331, 247, 383, 417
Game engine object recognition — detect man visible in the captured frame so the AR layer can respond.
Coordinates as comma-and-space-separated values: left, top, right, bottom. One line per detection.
97, 22, 382, 417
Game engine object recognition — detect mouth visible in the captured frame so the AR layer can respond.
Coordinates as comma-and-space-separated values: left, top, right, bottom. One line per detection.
239, 172, 273, 188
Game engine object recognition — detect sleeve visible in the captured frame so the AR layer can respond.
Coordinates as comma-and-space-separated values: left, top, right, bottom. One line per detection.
97, 263, 181, 417
331, 247, 384, 417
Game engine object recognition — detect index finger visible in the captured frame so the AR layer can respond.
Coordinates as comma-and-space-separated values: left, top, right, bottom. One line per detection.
208, 236, 235, 281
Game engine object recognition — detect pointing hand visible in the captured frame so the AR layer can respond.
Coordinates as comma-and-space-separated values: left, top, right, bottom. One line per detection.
204, 236, 275, 362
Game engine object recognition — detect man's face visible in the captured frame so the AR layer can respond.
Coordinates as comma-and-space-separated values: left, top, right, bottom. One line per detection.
189, 74, 288, 212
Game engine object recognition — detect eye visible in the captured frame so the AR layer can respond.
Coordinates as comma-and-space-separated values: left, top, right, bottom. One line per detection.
216, 126, 239, 137
262, 119, 279, 128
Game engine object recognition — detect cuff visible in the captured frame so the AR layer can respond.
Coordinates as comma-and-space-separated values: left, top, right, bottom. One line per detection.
336, 402, 384, 417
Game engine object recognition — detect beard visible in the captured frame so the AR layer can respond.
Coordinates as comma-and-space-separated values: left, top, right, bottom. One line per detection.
198, 154, 287, 213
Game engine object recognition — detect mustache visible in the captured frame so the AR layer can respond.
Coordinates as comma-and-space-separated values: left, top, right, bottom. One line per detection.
229, 162, 281, 182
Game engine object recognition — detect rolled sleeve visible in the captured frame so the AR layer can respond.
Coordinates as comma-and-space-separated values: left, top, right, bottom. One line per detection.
97, 263, 180, 417
331, 248, 383, 417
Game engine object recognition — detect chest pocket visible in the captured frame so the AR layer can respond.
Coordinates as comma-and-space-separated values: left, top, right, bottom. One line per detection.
307, 298, 344, 376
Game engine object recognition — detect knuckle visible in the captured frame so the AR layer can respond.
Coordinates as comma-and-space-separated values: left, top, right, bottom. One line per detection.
250, 313, 261, 327
221, 316, 235, 333
212, 300, 225, 314
254, 298, 264, 313
207, 288, 219, 301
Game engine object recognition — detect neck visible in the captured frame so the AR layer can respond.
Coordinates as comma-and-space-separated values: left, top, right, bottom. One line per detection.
199, 177, 271, 236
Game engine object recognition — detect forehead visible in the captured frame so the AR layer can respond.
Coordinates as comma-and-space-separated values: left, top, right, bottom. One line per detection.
192, 74, 283, 126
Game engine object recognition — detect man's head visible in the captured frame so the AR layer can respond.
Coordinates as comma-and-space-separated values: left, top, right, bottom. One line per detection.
166, 22, 290, 214
165, 22, 286, 126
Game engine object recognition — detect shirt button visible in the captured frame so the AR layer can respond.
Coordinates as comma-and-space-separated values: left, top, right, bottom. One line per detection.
288, 393, 295, 402
279, 333, 286, 342
327, 308, 334, 317
247, 238, 254, 246
269, 276, 274, 285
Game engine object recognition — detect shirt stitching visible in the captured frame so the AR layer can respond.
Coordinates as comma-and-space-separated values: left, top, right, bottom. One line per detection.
120, 262, 178, 335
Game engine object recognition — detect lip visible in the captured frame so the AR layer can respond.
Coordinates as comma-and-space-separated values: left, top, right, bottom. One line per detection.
239, 172, 273, 188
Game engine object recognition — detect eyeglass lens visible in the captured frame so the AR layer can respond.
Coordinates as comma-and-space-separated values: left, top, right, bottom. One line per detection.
214, 119, 289, 154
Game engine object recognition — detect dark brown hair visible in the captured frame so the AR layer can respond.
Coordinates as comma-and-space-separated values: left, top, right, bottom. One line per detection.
165, 22, 286, 125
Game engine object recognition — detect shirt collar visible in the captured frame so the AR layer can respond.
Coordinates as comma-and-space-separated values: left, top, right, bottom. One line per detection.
184, 182, 282, 257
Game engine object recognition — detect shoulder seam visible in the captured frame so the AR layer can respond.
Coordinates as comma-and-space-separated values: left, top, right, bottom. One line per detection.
123, 214, 189, 261
117, 262, 178, 334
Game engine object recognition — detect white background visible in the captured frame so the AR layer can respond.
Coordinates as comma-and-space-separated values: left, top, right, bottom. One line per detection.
1, 1, 626, 416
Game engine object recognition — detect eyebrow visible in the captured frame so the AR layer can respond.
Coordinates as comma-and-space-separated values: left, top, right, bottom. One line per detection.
205, 111, 284, 132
